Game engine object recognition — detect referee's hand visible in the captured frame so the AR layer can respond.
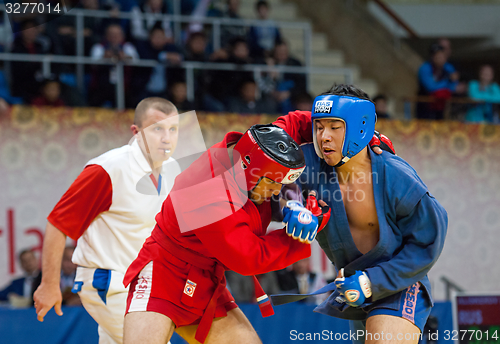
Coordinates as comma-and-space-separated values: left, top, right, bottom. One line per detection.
33, 282, 63, 322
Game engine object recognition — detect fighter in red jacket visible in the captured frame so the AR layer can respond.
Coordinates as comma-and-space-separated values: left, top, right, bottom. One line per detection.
123, 124, 328, 344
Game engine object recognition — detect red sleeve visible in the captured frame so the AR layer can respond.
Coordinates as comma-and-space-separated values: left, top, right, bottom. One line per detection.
273, 110, 313, 145
195, 205, 311, 276
47, 164, 113, 240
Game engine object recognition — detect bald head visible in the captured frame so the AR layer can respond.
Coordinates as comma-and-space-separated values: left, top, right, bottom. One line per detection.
134, 97, 177, 128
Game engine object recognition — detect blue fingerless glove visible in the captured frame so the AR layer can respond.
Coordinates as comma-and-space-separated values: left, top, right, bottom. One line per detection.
334, 269, 372, 307
282, 200, 319, 244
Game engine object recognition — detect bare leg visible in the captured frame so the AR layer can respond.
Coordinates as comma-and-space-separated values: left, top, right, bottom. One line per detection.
123, 312, 175, 344
365, 315, 421, 344
176, 308, 262, 344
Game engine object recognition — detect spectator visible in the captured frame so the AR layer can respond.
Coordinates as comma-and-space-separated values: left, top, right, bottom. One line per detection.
169, 81, 195, 112
46, 0, 104, 57
31, 78, 66, 107
11, 20, 54, 102
373, 94, 391, 119
416, 43, 465, 120
248, 0, 282, 59
131, 0, 173, 42
133, 25, 182, 102
184, 31, 210, 109
292, 92, 313, 112
207, 37, 253, 103
257, 41, 305, 114
466, 64, 500, 123
219, 0, 247, 48
437, 38, 452, 60
100, 0, 137, 36
227, 79, 277, 114
184, 31, 209, 62
275, 258, 327, 305
437, 37, 464, 80
272, 41, 306, 93
89, 24, 139, 107
0, 249, 42, 307
60, 246, 81, 306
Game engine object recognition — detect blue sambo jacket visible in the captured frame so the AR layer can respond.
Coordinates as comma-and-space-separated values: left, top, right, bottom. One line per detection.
297, 144, 448, 321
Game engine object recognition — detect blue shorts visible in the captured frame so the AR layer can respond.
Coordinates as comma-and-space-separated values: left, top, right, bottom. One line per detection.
349, 282, 431, 344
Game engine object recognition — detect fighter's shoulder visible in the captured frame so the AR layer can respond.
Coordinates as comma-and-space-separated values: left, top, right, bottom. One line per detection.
378, 152, 430, 212
379, 152, 425, 185
287, 110, 312, 116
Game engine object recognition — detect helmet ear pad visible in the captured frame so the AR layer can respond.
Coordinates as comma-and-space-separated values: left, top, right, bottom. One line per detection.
311, 95, 376, 164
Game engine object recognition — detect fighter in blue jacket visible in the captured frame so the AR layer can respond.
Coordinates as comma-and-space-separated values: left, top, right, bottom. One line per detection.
279, 84, 448, 344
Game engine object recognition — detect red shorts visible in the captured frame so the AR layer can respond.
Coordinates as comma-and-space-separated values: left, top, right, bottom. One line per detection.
125, 240, 238, 328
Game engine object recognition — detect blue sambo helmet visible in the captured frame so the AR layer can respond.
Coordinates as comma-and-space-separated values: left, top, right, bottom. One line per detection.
311, 94, 376, 166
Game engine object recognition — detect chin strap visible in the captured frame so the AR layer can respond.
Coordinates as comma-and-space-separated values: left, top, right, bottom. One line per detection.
333, 156, 350, 168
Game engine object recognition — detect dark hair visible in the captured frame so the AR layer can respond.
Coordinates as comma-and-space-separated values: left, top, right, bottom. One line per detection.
320, 84, 372, 102
373, 94, 387, 103
40, 74, 60, 87
429, 43, 444, 56
149, 22, 164, 36
134, 97, 177, 127
18, 249, 34, 260
240, 78, 256, 90
229, 36, 248, 48
189, 31, 207, 41
256, 0, 269, 10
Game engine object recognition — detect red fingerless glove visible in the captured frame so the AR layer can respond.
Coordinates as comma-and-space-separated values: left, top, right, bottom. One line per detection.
306, 192, 331, 233
369, 130, 396, 155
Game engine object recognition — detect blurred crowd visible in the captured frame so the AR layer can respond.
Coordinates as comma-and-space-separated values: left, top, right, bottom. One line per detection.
0, 0, 314, 114
416, 38, 500, 123
0, 0, 497, 121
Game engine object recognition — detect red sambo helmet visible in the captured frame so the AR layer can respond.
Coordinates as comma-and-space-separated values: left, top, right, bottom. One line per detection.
233, 124, 306, 191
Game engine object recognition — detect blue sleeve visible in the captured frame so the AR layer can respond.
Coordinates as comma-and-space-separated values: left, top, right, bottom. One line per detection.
490, 83, 500, 103
365, 194, 448, 301
468, 80, 482, 100
444, 63, 456, 74
418, 63, 456, 93
468, 82, 500, 103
